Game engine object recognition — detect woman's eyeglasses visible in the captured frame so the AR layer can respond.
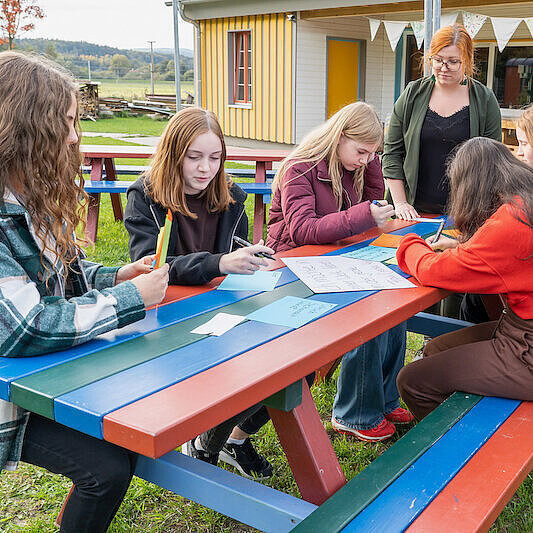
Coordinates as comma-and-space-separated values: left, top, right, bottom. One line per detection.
430, 57, 462, 71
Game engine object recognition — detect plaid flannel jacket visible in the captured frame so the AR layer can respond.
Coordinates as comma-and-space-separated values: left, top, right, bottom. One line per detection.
0, 198, 145, 471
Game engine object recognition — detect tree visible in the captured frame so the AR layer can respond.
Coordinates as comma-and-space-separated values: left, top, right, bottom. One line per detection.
44, 41, 56, 59
0, 0, 45, 50
110, 53, 131, 78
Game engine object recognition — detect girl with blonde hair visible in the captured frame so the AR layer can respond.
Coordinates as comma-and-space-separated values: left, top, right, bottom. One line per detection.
267, 102, 412, 442
125, 107, 276, 480
516, 104, 533, 167
0, 51, 169, 533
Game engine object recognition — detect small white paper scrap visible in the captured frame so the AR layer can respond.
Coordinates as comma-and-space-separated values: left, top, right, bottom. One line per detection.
191, 313, 246, 336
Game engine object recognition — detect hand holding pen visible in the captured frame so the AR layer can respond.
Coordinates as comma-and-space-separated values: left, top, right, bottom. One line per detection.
370, 199, 395, 228
219, 237, 276, 275
426, 220, 459, 252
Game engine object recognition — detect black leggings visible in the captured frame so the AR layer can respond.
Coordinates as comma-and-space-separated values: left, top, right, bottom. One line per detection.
21, 413, 137, 533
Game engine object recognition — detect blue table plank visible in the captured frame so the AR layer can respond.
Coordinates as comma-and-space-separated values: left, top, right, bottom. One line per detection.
340, 396, 520, 533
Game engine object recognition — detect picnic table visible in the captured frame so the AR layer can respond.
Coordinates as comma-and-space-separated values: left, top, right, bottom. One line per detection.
80, 144, 291, 243
2, 218, 450, 531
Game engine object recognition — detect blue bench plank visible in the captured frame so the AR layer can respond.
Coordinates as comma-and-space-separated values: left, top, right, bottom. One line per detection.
135, 451, 316, 533
407, 312, 473, 337
340, 396, 521, 533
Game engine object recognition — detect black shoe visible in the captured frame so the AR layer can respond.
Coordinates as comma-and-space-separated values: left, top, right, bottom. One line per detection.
219, 438, 273, 479
182, 439, 219, 466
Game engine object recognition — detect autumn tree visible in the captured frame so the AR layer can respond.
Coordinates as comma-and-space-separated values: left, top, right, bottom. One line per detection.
0, 0, 44, 50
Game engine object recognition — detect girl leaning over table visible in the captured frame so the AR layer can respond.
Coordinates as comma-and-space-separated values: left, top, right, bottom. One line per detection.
396, 137, 533, 420
124, 108, 281, 480
0, 52, 169, 533
382, 24, 501, 321
266, 102, 413, 442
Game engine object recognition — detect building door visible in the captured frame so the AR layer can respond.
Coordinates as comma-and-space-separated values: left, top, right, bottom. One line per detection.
327, 38, 360, 118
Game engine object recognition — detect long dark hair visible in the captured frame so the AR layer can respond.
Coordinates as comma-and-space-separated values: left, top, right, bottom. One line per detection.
447, 137, 533, 241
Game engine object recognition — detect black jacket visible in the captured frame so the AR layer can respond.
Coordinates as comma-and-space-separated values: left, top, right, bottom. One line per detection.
124, 177, 248, 285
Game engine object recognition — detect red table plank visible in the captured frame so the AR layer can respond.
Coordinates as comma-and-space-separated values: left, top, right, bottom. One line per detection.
406, 401, 533, 533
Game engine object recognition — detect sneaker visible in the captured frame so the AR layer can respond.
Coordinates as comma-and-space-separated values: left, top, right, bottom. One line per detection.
385, 407, 414, 425
182, 438, 219, 466
219, 438, 273, 480
331, 417, 396, 442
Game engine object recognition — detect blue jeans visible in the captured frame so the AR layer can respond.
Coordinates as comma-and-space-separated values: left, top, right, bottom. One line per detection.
333, 322, 407, 429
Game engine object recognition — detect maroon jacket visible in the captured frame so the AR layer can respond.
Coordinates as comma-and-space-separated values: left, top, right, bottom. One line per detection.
266, 157, 385, 252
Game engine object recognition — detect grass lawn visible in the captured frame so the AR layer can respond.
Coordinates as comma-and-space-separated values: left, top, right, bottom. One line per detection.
94, 79, 194, 101
0, 192, 531, 532
81, 116, 169, 137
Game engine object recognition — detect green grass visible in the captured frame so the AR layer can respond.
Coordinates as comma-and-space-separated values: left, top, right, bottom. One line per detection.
0, 176, 530, 532
94, 79, 194, 101
81, 116, 169, 137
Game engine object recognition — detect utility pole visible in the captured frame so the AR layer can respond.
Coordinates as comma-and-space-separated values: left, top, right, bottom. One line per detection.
172, 0, 181, 111
148, 40, 155, 95
87, 60, 91, 81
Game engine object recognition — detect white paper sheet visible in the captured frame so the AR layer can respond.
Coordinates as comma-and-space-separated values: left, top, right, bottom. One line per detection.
281, 256, 415, 293
191, 313, 246, 336
414, 217, 445, 223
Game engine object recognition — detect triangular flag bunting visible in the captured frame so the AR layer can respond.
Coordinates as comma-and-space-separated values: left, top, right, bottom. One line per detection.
368, 18, 381, 41
410, 21, 424, 49
440, 11, 459, 28
383, 21, 408, 51
524, 17, 533, 38
491, 17, 522, 52
462, 11, 487, 38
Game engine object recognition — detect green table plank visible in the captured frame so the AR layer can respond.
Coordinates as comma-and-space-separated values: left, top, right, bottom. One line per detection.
291, 392, 482, 533
11, 281, 312, 419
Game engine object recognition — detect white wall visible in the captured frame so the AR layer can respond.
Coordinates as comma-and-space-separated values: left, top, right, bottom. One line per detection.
295, 15, 396, 143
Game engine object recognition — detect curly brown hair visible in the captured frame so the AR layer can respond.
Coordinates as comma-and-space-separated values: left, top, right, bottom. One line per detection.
0, 51, 87, 273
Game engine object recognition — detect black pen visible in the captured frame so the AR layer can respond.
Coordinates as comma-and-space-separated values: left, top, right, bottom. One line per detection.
433, 219, 446, 243
233, 235, 276, 261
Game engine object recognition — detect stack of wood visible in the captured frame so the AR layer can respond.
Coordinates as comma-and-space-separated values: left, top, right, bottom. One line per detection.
78, 81, 100, 120
98, 97, 129, 112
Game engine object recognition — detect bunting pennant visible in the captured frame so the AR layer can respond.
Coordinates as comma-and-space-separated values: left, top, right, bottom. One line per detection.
368, 18, 381, 41
524, 17, 533, 38
440, 11, 459, 28
383, 20, 408, 51
462, 11, 487, 38
410, 21, 425, 49
491, 17, 523, 52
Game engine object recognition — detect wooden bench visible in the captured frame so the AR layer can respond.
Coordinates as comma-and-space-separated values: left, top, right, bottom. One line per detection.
292, 312, 533, 533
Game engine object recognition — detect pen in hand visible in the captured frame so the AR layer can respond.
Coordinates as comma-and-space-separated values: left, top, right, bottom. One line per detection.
433, 219, 446, 243
232, 236, 276, 261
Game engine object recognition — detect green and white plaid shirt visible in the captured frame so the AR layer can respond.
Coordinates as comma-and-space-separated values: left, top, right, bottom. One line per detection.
0, 196, 145, 471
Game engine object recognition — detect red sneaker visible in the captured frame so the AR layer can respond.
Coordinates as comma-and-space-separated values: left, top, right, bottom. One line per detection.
385, 407, 414, 425
331, 417, 396, 442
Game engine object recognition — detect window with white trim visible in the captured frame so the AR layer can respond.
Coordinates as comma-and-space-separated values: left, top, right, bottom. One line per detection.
230, 30, 252, 105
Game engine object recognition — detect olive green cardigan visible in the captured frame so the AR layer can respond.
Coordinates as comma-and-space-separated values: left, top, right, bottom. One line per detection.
382, 77, 502, 205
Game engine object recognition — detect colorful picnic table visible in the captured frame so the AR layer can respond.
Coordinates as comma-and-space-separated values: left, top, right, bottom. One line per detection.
1, 218, 450, 531
80, 144, 291, 243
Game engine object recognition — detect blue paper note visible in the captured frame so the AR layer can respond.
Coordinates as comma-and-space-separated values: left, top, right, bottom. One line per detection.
342, 246, 397, 262
217, 270, 282, 291
246, 296, 337, 329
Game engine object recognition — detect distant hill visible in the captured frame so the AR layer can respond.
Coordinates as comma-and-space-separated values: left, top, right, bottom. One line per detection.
10, 38, 194, 81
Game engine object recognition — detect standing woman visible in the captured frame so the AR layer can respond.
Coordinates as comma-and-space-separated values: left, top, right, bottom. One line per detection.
267, 102, 413, 442
396, 137, 533, 419
383, 24, 501, 220
0, 52, 169, 532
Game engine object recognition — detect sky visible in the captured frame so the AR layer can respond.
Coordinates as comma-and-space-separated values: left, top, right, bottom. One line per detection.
27, 0, 195, 50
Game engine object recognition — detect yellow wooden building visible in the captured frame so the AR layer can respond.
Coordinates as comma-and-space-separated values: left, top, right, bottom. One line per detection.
179, 0, 533, 147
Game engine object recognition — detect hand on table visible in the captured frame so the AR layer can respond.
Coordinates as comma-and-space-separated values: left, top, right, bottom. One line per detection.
370, 200, 395, 229
219, 239, 275, 275
394, 201, 419, 220
425, 235, 458, 252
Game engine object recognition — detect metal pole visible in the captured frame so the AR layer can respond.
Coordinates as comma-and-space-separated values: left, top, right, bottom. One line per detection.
173, 0, 181, 111
148, 40, 155, 95
88, 60, 91, 81
424, 0, 433, 77
432, 0, 441, 34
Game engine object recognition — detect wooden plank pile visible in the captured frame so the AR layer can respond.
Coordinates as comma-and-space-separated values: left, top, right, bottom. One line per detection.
78, 81, 100, 120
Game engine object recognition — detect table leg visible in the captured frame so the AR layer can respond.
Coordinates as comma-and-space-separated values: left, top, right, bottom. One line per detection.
267, 379, 346, 505
103, 157, 124, 221
89, 158, 104, 180
86, 192, 100, 243
253, 162, 269, 243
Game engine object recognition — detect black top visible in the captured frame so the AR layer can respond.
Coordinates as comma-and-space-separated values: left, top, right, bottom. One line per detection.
415, 105, 470, 214
124, 177, 248, 285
